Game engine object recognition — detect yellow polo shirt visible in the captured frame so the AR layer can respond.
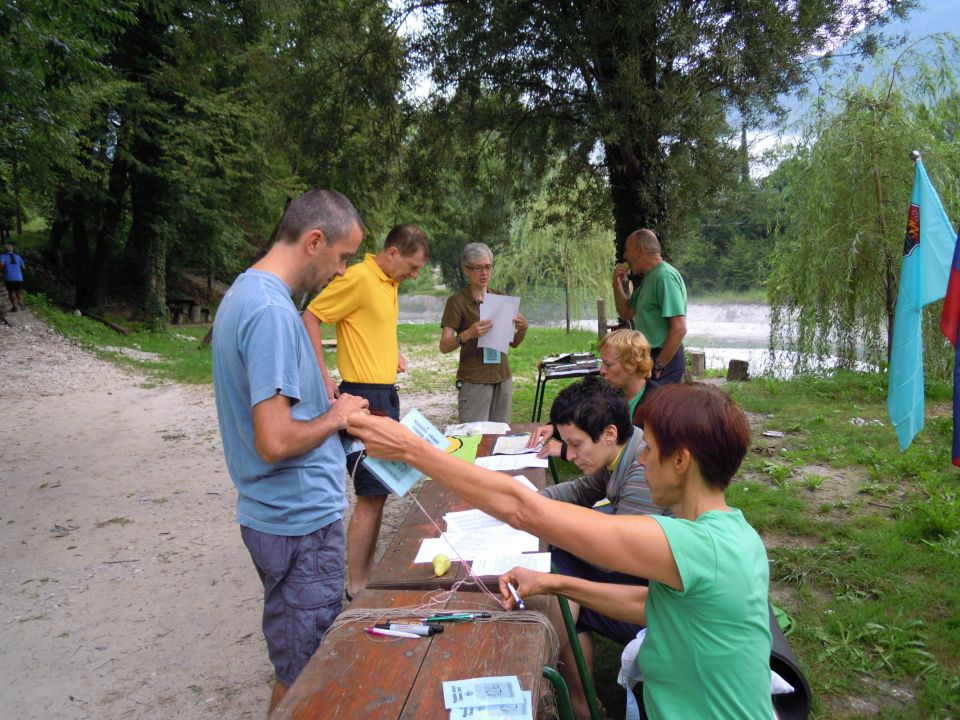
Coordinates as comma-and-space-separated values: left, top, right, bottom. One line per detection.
307, 253, 399, 384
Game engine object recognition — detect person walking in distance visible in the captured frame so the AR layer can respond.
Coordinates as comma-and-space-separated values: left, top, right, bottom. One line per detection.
1, 244, 26, 311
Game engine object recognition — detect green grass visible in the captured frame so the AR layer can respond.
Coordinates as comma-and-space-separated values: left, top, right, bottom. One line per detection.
22, 303, 960, 718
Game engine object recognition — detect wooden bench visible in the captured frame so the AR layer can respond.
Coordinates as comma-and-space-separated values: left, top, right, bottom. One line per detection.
167, 298, 211, 325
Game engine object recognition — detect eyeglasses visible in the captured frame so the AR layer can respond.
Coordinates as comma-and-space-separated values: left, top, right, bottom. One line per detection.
466, 264, 494, 272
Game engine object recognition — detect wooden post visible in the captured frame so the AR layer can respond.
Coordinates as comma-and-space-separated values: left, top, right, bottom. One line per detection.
689, 351, 706, 378
597, 299, 607, 342
188, 301, 202, 324
727, 359, 749, 381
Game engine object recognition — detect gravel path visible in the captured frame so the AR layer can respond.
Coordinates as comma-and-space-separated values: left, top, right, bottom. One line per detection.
0, 308, 456, 719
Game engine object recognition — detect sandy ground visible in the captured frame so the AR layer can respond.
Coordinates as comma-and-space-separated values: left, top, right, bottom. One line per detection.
0, 308, 457, 719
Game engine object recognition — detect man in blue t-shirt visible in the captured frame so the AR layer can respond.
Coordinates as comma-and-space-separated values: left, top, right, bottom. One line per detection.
1, 244, 26, 311
212, 189, 369, 713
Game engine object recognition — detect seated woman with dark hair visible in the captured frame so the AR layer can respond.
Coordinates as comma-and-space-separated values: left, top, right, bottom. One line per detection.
536, 376, 660, 716
347, 383, 773, 720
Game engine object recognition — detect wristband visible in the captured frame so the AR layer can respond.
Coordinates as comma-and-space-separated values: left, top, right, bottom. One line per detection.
455, 333, 463, 346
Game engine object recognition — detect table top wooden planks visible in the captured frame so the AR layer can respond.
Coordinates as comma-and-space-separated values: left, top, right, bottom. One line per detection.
270, 589, 550, 720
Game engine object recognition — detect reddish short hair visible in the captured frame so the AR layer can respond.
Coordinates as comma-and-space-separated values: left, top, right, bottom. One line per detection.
636, 383, 750, 489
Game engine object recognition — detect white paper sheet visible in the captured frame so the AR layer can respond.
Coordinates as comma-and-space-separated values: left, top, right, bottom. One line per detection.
475, 454, 549, 471
443, 676, 524, 710
470, 552, 552, 577
478, 293, 521, 354
492, 434, 542, 455
414, 528, 539, 563
451, 690, 532, 719
444, 421, 512, 436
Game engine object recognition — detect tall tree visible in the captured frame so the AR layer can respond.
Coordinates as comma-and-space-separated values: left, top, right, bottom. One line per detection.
259, 0, 408, 242
409, 0, 915, 258
767, 37, 960, 376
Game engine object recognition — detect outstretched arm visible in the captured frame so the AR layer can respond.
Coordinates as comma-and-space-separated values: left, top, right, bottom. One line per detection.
347, 413, 682, 589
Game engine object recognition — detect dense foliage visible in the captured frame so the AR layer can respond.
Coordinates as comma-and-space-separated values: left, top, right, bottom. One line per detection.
767, 38, 960, 377
0, 0, 931, 334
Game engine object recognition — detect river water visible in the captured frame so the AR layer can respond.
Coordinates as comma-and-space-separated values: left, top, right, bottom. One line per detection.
399, 295, 793, 377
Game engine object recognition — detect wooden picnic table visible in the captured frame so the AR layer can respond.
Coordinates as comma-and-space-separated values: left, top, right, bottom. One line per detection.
366, 423, 547, 591
270, 588, 552, 719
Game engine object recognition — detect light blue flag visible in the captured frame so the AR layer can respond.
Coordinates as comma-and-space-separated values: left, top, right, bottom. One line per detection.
887, 158, 956, 450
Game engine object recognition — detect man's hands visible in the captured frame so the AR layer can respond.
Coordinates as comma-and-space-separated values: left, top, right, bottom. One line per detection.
398, 352, 409, 373
612, 263, 629, 287
328, 392, 369, 431
322, 374, 340, 401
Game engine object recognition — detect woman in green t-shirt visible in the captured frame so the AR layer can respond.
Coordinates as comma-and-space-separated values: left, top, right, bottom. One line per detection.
347, 383, 774, 720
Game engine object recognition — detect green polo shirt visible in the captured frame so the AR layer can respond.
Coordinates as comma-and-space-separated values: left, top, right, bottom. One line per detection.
628, 261, 687, 348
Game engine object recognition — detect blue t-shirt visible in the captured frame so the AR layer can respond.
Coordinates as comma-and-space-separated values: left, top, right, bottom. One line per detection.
212, 269, 347, 536
2, 253, 24, 282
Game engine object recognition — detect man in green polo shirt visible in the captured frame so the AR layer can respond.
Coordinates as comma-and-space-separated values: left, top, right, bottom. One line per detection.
612, 229, 688, 384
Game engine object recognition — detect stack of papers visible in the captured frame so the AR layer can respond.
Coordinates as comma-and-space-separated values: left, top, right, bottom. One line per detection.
491, 434, 542, 455
475, 454, 548, 471
443, 677, 532, 719
414, 477, 550, 576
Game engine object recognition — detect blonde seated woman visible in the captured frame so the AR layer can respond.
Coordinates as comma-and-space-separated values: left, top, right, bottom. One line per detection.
530, 328, 660, 459
347, 383, 774, 720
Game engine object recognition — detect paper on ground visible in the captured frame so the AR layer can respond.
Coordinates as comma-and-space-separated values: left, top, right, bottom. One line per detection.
475, 454, 548, 471
442, 675, 524, 709
444, 421, 511, 436
471, 552, 551, 577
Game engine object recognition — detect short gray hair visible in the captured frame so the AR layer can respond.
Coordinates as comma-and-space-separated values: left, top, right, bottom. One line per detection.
275, 189, 363, 246
461, 242, 493, 267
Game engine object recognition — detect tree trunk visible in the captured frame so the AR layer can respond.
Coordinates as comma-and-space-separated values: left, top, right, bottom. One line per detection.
91, 142, 130, 311
12, 152, 22, 235
129, 172, 168, 326
72, 206, 93, 309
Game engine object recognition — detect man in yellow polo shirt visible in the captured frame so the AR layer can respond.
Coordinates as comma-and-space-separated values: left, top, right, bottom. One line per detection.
302, 224, 429, 598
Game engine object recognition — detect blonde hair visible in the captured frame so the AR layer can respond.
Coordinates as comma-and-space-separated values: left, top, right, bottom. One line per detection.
599, 329, 654, 379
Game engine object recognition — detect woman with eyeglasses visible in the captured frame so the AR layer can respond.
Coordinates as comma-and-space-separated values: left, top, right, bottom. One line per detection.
439, 242, 528, 422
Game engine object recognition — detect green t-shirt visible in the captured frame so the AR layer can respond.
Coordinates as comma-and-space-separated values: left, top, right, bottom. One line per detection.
628, 261, 687, 348
638, 509, 773, 720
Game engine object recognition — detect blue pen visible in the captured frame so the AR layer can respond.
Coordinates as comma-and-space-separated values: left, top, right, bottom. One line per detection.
506, 581, 526, 610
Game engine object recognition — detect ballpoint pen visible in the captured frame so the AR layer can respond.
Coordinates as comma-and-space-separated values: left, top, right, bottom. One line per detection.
506, 581, 526, 610
374, 622, 440, 636
423, 612, 493, 622
365, 626, 421, 639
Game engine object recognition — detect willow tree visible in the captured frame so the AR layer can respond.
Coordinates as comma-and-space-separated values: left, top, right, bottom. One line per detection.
408, 0, 914, 259
495, 164, 615, 333
767, 38, 960, 376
